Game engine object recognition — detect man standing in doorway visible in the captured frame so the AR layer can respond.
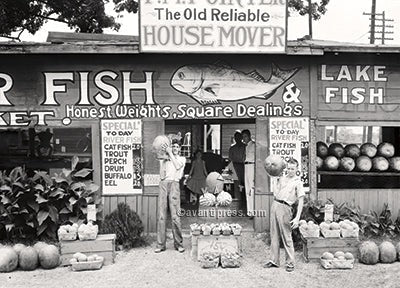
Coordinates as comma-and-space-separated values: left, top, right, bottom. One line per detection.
229, 131, 246, 187
155, 139, 186, 253
242, 129, 255, 216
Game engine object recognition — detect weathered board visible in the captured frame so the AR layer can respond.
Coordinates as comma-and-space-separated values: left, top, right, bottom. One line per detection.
60, 234, 116, 266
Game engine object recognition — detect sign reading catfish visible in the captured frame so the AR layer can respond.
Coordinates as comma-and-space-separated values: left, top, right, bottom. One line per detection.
140, 0, 287, 53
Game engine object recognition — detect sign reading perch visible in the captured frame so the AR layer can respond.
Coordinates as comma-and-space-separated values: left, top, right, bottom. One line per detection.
101, 119, 143, 194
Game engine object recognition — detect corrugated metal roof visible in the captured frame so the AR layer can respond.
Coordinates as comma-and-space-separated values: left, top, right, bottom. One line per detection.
0, 32, 399, 55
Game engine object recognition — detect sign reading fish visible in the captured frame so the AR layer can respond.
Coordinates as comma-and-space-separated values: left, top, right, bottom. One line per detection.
170, 63, 299, 105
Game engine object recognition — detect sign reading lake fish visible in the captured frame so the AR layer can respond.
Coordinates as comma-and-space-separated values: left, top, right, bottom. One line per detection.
140, 0, 287, 53
170, 62, 299, 105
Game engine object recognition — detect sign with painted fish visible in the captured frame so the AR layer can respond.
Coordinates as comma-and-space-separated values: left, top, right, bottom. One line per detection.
170, 62, 298, 105
140, 0, 287, 53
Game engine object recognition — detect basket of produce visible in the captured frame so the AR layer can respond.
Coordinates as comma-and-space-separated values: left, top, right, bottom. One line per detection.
221, 251, 241, 268
340, 220, 360, 238
58, 224, 79, 241
231, 224, 242, 236
221, 223, 232, 235
78, 222, 98, 241
320, 251, 354, 269
199, 251, 220, 269
201, 224, 212, 236
211, 224, 221, 235
299, 220, 320, 238
190, 224, 201, 236
70, 253, 104, 271
319, 222, 341, 238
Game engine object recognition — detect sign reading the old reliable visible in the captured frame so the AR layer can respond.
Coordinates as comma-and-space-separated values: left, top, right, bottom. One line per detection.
139, 0, 287, 53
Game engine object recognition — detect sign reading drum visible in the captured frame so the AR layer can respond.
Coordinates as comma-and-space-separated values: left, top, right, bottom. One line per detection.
140, 0, 287, 53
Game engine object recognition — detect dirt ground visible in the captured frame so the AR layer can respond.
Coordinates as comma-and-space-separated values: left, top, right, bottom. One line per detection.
1, 233, 399, 288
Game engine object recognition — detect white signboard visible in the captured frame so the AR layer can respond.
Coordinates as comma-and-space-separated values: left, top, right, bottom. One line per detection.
101, 119, 142, 194
140, 0, 287, 53
269, 117, 309, 189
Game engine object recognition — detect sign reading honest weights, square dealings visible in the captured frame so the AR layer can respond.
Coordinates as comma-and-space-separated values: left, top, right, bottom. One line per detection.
139, 0, 287, 53
101, 119, 143, 194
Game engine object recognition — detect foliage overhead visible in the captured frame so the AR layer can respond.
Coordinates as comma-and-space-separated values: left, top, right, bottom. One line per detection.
289, 0, 330, 20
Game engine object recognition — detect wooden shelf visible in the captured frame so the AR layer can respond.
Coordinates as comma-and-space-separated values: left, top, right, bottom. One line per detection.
318, 171, 400, 177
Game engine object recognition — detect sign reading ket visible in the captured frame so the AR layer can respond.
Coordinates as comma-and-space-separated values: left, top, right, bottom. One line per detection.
139, 0, 287, 53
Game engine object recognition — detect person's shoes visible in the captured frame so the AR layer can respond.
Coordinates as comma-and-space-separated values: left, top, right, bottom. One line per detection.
263, 261, 279, 268
286, 264, 295, 272
154, 247, 166, 253
176, 247, 185, 253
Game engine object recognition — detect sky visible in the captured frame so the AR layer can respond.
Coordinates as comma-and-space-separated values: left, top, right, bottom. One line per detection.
6, 0, 400, 45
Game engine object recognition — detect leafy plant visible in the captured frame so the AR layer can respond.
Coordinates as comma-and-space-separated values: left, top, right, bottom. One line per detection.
100, 202, 145, 250
362, 204, 397, 238
0, 156, 102, 241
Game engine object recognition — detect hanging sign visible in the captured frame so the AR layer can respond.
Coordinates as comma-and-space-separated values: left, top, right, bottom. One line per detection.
269, 117, 309, 189
101, 119, 143, 194
139, 0, 287, 53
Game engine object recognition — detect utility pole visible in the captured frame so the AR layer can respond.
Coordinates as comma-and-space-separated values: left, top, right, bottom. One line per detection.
308, 0, 313, 38
363, 0, 394, 44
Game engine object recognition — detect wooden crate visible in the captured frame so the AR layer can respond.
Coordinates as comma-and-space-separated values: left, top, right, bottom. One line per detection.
302, 236, 359, 262
60, 234, 116, 266
191, 234, 242, 261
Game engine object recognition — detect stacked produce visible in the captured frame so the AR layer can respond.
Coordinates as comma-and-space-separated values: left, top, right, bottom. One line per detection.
199, 251, 220, 268
0, 242, 60, 272
299, 220, 320, 238
199, 192, 216, 207
317, 141, 400, 172
320, 251, 355, 269
58, 223, 79, 241
339, 219, 360, 238
221, 250, 241, 268
319, 222, 341, 238
190, 223, 242, 236
77, 222, 99, 240
69, 252, 104, 271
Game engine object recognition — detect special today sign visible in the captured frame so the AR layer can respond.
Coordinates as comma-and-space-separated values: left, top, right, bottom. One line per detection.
139, 0, 287, 53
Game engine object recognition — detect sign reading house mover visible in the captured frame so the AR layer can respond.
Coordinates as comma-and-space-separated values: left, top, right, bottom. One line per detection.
101, 119, 142, 194
140, 0, 287, 53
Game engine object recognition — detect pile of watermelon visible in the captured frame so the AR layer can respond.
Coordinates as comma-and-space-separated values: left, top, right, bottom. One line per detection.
0, 242, 60, 272
359, 241, 400, 265
317, 141, 400, 172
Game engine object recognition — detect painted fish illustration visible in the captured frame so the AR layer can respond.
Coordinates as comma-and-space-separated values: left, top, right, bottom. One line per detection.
170, 63, 300, 105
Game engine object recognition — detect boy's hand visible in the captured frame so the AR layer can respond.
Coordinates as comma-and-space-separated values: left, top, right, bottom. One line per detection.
290, 218, 300, 229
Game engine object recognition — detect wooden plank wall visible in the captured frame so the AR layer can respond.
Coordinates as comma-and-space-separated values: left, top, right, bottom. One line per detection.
102, 195, 159, 233
318, 189, 400, 217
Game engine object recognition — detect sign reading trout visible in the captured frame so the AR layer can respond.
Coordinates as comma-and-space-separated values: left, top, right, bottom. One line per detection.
170, 63, 300, 105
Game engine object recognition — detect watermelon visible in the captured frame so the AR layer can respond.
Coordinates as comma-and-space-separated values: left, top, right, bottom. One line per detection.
19, 247, 39, 271
0, 247, 18, 272
372, 156, 389, 172
377, 142, 395, 158
216, 191, 232, 207
38, 245, 60, 269
33, 241, 47, 253
324, 156, 339, 171
344, 144, 361, 159
389, 157, 400, 172
317, 141, 329, 158
360, 143, 377, 158
356, 156, 372, 172
359, 241, 379, 265
264, 155, 286, 177
151, 135, 171, 159
328, 143, 345, 158
379, 241, 396, 263
13, 243, 26, 256
395, 242, 400, 261
316, 156, 324, 170
206, 172, 224, 194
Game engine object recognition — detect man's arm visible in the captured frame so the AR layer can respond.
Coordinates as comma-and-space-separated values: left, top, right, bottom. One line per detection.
166, 147, 184, 170
290, 196, 304, 229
